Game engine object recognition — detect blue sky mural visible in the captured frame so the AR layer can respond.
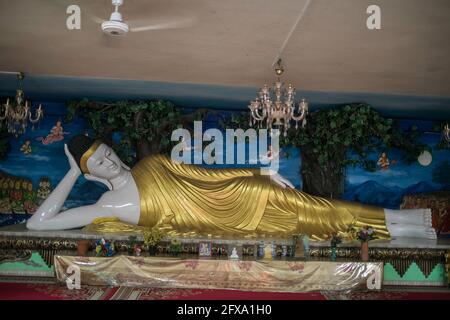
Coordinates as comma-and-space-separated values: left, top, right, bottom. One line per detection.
342, 131, 450, 209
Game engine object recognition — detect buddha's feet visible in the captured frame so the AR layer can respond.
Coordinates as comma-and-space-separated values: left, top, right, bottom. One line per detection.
426, 226, 437, 240
387, 223, 437, 240
423, 209, 433, 227
385, 208, 433, 227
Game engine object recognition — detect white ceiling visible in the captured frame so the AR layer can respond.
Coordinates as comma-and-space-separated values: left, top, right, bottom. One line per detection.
0, 0, 449, 97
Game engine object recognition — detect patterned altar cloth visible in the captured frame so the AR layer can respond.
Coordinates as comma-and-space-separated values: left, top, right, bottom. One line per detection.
54, 256, 383, 292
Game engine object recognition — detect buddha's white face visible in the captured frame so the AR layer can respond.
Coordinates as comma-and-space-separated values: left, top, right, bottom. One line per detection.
86, 144, 122, 180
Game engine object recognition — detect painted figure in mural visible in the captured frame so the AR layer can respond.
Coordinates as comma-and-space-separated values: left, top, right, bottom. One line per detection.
23, 180, 38, 214
36, 177, 52, 204
0, 176, 39, 214
377, 152, 398, 170
26, 135, 437, 240
0, 178, 12, 214
377, 152, 390, 170
20, 140, 33, 155
10, 180, 25, 214
37, 120, 67, 145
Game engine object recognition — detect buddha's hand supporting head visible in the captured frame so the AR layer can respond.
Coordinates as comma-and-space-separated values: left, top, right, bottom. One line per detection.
68, 135, 129, 188
64, 143, 81, 175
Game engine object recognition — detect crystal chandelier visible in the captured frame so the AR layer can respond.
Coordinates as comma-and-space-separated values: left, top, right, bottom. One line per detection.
0, 72, 44, 136
248, 59, 308, 136
444, 123, 450, 143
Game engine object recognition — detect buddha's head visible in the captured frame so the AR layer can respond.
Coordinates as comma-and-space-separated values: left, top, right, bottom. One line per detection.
68, 135, 127, 181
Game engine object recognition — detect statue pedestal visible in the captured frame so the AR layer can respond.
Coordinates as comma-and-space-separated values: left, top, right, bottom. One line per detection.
55, 255, 383, 292
0, 224, 449, 287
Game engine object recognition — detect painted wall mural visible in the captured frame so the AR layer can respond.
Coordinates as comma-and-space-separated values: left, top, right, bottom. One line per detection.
342, 131, 449, 209
0, 102, 448, 234
0, 102, 107, 227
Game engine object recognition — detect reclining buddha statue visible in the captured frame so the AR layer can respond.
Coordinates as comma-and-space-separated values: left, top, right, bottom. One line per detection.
27, 135, 437, 241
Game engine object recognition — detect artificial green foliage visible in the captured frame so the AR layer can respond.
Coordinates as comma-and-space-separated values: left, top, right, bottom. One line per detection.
285, 104, 426, 197
221, 104, 426, 198
219, 111, 252, 130
66, 99, 183, 166
66, 99, 211, 166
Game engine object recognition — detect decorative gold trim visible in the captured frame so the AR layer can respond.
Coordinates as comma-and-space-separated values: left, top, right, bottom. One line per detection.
80, 140, 102, 174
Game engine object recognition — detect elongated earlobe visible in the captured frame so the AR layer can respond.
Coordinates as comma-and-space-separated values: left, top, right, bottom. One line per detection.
120, 160, 131, 171
84, 174, 113, 191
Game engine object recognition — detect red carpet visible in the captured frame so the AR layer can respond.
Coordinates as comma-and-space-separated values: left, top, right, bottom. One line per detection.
0, 282, 449, 300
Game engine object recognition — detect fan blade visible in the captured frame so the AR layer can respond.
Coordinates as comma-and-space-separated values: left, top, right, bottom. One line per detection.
90, 15, 105, 24
130, 17, 197, 32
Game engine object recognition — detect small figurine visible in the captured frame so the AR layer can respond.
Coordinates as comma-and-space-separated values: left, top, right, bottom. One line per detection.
330, 232, 342, 261
302, 234, 310, 260
230, 247, 239, 259
282, 245, 287, 257
127, 235, 137, 255
134, 244, 142, 256
170, 239, 181, 256
263, 244, 273, 260
199, 242, 212, 257
258, 243, 265, 258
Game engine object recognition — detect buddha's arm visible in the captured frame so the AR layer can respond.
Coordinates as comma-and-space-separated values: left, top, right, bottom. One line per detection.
27, 172, 79, 230
26, 204, 107, 230
27, 144, 81, 229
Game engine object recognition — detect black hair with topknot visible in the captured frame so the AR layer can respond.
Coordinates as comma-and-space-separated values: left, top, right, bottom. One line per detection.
67, 134, 95, 170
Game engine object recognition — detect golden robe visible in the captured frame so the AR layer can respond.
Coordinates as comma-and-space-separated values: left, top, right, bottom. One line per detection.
130, 155, 390, 241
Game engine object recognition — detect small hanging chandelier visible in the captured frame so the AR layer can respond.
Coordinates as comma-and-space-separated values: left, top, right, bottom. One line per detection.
248, 59, 308, 137
0, 72, 44, 136
443, 123, 450, 143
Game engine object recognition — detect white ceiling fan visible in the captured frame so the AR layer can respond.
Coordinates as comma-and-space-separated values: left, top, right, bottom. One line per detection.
93, 0, 197, 36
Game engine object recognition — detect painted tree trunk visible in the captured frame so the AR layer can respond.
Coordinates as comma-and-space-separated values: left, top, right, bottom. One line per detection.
300, 147, 345, 198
